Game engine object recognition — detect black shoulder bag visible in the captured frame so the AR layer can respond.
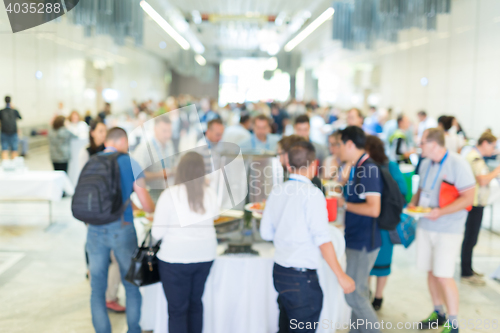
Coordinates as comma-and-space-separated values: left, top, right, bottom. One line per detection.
125, 230, 162, 286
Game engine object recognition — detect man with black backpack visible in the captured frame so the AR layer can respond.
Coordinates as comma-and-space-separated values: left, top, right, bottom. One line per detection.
73, 127, 155, 333
337, 126, 382, 333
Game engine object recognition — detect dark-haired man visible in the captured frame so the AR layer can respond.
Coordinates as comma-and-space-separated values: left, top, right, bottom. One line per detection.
240, 114, 280, 153
0, 96, 22, 160
270, 102, 289, 135
261, 141, 355, 333
337, 126, 382, 333
409, 128, 475, 333
294, 114, 328, 165
87, 127, 155, 333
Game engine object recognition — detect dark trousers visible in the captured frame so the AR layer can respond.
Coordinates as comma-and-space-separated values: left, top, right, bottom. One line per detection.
158, 260, 213, 333
273, 263, 323, 333
461, 206, 484, 277
53, 162, 68, 173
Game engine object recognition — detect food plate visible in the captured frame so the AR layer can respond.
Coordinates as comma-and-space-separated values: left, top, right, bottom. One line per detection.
403, 207, 432, 218
245, 202, 265, 214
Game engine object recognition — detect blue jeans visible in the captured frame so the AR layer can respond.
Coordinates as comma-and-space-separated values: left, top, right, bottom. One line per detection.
158, 260, 213, 333
273, 263, 323, 333
86, 221, 141, 333
1, 132, 18, 151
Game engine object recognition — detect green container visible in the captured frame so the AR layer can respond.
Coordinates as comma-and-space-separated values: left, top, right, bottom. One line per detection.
399, 164, 416, 203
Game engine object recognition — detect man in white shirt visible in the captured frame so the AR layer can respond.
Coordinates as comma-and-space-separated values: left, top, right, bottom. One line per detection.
221, 113, 252, 146
417, 110, 438, 144
261, 141, 355, 332
132, 116, 175, 202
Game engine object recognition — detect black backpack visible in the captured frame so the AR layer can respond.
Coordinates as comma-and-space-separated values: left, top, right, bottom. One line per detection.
71, 152, 127, 225
354, 159, 405, 230
377, 163, 406, 230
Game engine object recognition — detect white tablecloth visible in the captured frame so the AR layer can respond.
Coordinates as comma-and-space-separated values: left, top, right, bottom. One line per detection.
67, 138, 89, 186
140, 225, 350, 333
0, 170, 74, 201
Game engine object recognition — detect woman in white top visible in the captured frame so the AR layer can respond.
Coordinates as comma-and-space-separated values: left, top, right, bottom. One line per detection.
67, 110, 90, 139
152, 152, 219, 333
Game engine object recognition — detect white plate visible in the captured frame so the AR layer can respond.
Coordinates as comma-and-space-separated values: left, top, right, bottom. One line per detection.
403, 208, 430, 219
245, 202, 264, 214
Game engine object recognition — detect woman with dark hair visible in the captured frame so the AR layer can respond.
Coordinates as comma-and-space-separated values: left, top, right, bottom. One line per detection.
437, 115, 465, 153
48, 115, 78, 172
365, 135, 408, 311
152, 152, 219, 333
78, 120, 107, 170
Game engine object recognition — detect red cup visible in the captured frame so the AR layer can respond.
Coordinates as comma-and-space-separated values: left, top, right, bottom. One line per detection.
326, 197, 337, 222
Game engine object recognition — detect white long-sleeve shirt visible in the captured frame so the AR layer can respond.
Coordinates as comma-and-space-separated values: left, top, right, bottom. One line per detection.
260, 174, 331, 269
151, 184, 219, 263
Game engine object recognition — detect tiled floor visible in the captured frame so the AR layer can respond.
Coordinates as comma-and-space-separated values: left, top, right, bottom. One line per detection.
1, 147, 499, 333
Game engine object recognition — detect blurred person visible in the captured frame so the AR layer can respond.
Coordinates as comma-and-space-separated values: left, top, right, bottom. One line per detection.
294, 114, 328, 165
322, 131, 342, 180
49, 116, 78, 173
197, 118, 225, 176
240, 115, 280, 154
461, 132, 500, 286
417, 111, 437, 144
86, 127, 155, 333
381, 108, 397, 146
409, 128, 475, 333
152, 152, 218, 333
336, 126, 383, 333
133, 117, 175, 202
78, 121, 126, 312
198, 98, 220, 132
78, 120, 107, 170
389, 114, 415, 164
261, 141, 355, 333
221, 113, 252, 145
98, 103, 112, 123
363, 106, 383, 135
366, 136, 408, 311
438, 116, 465, 153
346, 108, 364, 128
277, 135, 325, 194
270, 102, 289, 135
84, 110, 93, 125
67, 110, 89, 139
0, 96, 22, 160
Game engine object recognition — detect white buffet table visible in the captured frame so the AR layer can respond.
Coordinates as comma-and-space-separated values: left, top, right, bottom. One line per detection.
0, 170, 74, 225
139, 225, 351, 333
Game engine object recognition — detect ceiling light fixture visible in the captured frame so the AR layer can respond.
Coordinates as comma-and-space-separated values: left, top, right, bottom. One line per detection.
284, 7, 334, 52
140, 1, 190, 50
195, 54, 207, 66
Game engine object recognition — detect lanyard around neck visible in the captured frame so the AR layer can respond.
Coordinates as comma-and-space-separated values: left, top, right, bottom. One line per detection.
423, 151, 449, 190
151, 139, 166, 169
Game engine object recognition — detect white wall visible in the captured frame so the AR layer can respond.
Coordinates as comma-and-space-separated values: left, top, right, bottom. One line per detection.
0, 14, 169, 128
300, 0, 500, 139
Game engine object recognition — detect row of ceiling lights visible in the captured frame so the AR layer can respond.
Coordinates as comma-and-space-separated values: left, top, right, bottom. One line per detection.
140, 0, 335, 63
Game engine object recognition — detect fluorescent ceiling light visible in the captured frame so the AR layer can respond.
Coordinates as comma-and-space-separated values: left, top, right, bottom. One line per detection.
284, 7, 334, 52
195, 54, 207, 66
140, 1, 190, 50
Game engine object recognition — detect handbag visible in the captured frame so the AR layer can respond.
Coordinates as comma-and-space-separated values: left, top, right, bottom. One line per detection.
439, 180, 472, 211
125, 230, 162, 287
389, 213, 417, 248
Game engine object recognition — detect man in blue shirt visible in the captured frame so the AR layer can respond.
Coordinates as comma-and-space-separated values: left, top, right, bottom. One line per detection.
240, 114, 280, 154
261, 141, 355, 333
338, 126, 382, 333
86, 127, 155, 333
